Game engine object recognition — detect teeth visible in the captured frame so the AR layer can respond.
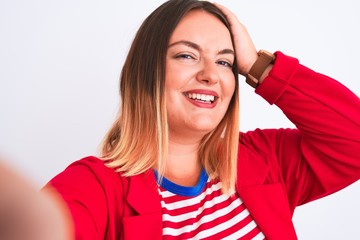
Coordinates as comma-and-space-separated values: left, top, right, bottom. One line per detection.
187, 93, 216, 103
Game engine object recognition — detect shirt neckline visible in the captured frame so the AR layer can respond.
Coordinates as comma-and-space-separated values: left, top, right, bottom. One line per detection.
153, 168, 208, 197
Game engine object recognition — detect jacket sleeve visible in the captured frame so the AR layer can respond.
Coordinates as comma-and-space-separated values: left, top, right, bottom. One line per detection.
43, 156, 125, 240
253, 51, 360, 209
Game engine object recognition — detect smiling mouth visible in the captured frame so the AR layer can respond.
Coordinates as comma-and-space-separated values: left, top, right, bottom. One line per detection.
184, 92, 217, 104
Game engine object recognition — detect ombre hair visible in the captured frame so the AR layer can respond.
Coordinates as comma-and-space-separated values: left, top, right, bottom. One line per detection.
101, 0, 239, 193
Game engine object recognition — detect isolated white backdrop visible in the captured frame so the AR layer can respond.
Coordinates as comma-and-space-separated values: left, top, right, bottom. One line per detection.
0, 0, 359, 239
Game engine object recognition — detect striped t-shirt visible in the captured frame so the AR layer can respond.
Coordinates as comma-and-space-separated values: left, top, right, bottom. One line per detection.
154, 169, 266, 239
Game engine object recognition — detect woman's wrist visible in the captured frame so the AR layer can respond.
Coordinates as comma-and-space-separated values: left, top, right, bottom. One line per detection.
245, 50, 275, 88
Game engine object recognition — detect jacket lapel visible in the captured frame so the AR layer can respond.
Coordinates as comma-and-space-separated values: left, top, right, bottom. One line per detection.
237, 184, 298, 240
236, 146, 298, 240
122, 170, 163, 239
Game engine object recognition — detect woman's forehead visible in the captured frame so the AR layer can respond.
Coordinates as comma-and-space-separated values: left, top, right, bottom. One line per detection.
169, 10, 233, 51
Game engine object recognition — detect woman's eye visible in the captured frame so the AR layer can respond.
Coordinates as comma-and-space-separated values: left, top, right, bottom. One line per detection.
175, 54, 195, 60
217, 60, 233, 68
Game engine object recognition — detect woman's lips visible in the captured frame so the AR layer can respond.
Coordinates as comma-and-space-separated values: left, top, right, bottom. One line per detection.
183, 89, 219, 108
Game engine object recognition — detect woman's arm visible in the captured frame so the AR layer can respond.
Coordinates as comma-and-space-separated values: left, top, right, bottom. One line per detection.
0, 159, 73, 240
256, 52, 360, 203
217, 3, 360, 205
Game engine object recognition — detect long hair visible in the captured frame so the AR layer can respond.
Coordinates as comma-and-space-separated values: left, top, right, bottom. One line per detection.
101, 0, 239, 193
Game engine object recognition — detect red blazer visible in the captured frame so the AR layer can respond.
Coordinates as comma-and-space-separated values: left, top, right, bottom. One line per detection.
47, 52, 360, 240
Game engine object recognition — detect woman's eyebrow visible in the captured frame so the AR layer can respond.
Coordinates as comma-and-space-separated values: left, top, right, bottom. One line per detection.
168, 40, 201, 51
168, 40, 234, 56
218, 48, 235, 56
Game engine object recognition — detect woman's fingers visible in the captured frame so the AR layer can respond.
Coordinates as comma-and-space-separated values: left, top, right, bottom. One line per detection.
214, 2, 258, 75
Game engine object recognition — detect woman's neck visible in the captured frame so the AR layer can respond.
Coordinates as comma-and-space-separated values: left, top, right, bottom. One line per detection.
164, 137, 203, 187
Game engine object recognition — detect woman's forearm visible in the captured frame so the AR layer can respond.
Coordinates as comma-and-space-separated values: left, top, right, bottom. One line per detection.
0, 160, 73, 240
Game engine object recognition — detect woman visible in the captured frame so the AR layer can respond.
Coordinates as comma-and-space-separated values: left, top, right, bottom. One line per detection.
1, 0, 358, 239
45, 0, 360, 239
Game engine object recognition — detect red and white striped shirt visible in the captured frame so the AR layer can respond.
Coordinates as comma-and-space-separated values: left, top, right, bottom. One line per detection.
155, 169, 266, 239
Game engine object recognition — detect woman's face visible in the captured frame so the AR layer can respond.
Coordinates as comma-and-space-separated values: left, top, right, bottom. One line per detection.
165, 10, 236, 141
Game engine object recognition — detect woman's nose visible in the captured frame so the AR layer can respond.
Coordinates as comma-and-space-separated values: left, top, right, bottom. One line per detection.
196, 59, 220, 85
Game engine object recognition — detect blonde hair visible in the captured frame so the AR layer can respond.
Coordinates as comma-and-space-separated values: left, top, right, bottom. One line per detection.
101, 0, 239, 193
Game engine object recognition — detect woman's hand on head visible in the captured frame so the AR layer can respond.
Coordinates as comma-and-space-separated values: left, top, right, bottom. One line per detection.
214, 3, 258, 76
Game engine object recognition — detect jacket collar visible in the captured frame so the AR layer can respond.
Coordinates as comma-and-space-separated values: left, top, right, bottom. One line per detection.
127, 169, 161, 214
123, 170, 163, 239
236, 145, 298, 239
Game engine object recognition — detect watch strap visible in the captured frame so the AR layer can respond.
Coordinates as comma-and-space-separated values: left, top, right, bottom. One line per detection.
246, 50, 275, 88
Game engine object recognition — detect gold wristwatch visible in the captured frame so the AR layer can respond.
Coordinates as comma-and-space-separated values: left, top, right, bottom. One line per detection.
246, 50, 275, 88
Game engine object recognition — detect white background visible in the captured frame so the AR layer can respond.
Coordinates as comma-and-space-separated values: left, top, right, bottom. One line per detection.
0, 0, 359, 239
